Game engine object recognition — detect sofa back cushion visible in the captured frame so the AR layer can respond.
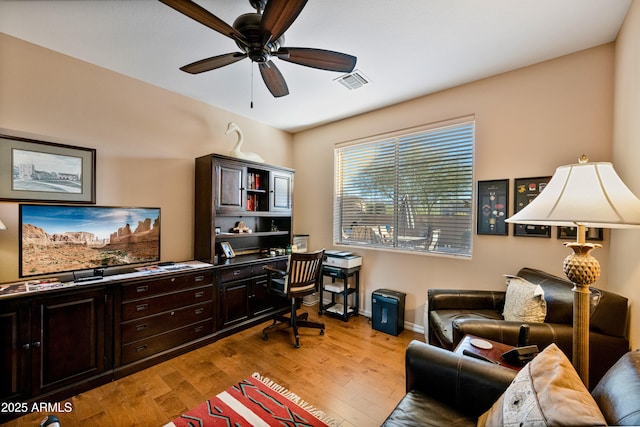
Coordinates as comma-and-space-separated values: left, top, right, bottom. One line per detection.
592, 350, 640, 425
517, 267, 628, 337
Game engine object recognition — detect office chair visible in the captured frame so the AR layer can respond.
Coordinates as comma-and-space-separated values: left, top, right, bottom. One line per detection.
262, 250, 325, 348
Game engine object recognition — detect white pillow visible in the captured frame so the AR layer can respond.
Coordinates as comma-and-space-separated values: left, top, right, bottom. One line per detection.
502, 275, 547, 323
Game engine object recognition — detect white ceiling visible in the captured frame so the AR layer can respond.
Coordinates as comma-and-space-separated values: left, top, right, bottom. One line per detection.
0, 0, 632, 133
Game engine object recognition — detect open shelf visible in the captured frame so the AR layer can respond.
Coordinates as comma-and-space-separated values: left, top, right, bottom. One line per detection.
217, 231, 289, 239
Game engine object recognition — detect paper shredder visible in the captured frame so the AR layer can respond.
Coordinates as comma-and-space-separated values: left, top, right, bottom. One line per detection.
372, 289, 406, 336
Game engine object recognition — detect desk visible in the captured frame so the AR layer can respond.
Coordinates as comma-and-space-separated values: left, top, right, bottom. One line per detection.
454, 335, 521, 371
319, 265, 360, 321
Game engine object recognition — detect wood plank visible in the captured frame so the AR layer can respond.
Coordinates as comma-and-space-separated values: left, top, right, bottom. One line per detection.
3, 307, 423, 427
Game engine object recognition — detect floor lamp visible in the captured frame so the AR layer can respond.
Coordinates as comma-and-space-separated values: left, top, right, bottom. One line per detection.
505, 155, 640, 388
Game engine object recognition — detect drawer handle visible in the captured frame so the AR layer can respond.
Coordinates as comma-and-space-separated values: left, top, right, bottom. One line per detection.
22, 341, 41, 350
136, 304, 149, 312
194, 326, 204, 333
136, 285, 148, 293
232, 270, 242, 276
135, 324, 148, 331
171, 278, 176, 282
195, 275, 205, 282
195, 308, 204, 315
136, 345, 147, 353
195, 291, 204, 298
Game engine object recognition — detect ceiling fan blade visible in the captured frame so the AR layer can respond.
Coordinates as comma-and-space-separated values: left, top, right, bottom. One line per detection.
180, 52, 247, 74
160, 0, 246, 45
259, 61, 289, 97
277, 47, 357, 73
260, 0, 308, 44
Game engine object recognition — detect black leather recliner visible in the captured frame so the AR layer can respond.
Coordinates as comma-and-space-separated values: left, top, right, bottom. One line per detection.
426, 267, 629, 387
383, 340, 640, 426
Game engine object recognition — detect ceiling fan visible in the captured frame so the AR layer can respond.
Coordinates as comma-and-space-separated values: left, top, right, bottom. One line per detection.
160, 0, 358, 98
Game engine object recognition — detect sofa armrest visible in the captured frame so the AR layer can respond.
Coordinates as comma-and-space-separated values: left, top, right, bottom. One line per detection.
405, 340, 516, 417
428, 289, 505, 311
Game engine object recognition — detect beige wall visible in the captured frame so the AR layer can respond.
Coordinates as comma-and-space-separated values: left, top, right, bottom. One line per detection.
611, 0, 640, 349
0, 32, 628, 339
0, 34, 293, 282
293, 44, 615, 330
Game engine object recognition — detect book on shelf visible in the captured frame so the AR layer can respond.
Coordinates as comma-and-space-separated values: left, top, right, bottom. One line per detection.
247, 194, 259, 211
247, 172, 262, 190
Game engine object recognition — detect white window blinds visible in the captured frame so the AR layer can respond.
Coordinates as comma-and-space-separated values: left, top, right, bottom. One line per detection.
334, 119, 474, 257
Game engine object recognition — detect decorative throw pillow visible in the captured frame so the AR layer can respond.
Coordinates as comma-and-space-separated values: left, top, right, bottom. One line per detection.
502, 275, 547, 323
477, 343, 606, 427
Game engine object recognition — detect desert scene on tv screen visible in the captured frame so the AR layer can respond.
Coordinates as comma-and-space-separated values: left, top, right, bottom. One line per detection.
21, 207, 160, 276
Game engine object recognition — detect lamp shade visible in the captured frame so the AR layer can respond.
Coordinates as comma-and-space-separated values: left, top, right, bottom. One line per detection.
0, 219, 6, 230
506, 159, 640, 228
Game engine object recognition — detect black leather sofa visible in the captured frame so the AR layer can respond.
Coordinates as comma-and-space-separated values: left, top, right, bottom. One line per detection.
427, 267, 629, 387
383, 340, 640, 426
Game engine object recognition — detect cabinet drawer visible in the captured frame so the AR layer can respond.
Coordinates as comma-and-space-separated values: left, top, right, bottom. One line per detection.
120, 319, 212, 365
121, 272, 212, 301
121, 301, 212, 343
219, 266, 253, 283
121, 286, 213, 321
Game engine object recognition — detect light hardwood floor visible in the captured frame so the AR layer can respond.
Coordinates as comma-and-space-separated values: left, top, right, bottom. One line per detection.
3, 307, 423, 427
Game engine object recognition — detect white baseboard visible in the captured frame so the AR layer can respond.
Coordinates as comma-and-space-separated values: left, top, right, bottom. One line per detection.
333, 306, 425, 335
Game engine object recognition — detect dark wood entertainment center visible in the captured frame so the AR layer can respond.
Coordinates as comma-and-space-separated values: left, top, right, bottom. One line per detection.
0, 155, 295, 421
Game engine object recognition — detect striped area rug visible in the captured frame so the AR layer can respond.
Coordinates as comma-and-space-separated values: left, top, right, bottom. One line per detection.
165, 373, 337, 427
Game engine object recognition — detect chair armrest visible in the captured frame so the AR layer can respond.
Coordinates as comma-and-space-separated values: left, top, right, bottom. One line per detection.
428, 289, 505, 311
405, 340, 516, 417
263, 265, 287, 277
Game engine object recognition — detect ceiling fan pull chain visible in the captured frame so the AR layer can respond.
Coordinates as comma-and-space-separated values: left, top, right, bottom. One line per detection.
250, 61, 254, 109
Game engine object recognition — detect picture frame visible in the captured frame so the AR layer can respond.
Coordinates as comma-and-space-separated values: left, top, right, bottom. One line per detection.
219, 241, 236, 258
0, 134, 96, 203
557, 226, 604, 242
513, 176, 552, 237
477, 179, 509, 235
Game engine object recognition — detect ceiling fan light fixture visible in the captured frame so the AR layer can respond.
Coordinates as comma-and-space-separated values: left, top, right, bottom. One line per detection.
335, 70, 370, 90
162, 0, 357, 98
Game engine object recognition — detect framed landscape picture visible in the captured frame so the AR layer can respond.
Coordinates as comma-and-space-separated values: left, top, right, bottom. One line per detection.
477, 179, 509, 235
513, 176, 551, 237
0, 135, 96, 203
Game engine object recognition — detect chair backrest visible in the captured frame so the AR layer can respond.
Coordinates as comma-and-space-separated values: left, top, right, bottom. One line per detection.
284, 250, 324, 297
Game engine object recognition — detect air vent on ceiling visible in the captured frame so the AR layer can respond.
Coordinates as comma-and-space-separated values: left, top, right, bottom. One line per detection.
334, 70, 370, 90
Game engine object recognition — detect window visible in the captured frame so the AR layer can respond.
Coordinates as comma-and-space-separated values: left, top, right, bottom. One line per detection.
334, 118, 474, 257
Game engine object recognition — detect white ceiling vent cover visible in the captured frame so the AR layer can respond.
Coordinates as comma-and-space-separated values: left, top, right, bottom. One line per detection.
335, 70, 371, 90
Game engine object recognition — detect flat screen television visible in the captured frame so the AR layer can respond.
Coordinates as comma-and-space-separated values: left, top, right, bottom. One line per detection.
19, 204, 161, 278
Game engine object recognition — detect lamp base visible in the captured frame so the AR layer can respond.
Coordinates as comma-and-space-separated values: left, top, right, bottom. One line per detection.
563, 241, 601, 389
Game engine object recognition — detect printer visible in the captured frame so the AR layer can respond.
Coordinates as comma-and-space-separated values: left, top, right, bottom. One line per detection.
323, 250, 362, 269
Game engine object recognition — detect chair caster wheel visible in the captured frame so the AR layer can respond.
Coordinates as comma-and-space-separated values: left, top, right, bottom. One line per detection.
320, 329, 325, 336
263, 334, 268, 341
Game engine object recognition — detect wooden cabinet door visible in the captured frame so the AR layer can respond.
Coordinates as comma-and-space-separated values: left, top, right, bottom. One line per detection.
219, 280, 250, 328
249, 276, 275, 317
270, 170, 293, 212
216, 160, 245, 212
31, 288, 107, 396
0, 299, 30, 402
